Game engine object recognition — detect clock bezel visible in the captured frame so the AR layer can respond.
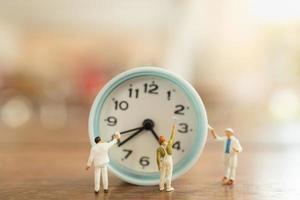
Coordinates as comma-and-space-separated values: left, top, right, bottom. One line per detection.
88, 66, 207, 185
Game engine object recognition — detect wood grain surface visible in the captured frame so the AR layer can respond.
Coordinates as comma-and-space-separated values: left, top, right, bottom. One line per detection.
0, 121, 299, 200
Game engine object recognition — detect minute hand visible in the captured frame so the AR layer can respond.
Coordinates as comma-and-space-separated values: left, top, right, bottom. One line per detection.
149, 128, 160, 144
118, 128, 144, 147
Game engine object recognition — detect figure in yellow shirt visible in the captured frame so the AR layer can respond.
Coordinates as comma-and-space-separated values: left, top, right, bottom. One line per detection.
156, 124, 176, 192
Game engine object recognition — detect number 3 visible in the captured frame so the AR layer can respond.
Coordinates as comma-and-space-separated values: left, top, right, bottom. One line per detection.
178, 123, 188, 133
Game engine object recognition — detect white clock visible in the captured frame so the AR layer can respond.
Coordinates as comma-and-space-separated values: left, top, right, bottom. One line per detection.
88, 67, 207, 185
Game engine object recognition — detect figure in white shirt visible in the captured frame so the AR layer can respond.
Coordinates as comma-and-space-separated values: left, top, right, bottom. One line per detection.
86, 132, 121, 193
208, 125, 242, 185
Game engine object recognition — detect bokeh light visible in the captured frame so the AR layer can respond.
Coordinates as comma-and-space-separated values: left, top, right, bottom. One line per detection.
1, 96, 33, 127
269, 89, 300, 120
249, 0, 300, 24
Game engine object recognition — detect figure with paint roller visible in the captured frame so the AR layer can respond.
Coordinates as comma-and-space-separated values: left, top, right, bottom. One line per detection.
156, 117, 177, 192
86, 131, 121, 193
208, 125, 242, 185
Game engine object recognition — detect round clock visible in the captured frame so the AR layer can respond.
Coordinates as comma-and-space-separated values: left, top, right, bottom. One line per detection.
88, 66, 207, 185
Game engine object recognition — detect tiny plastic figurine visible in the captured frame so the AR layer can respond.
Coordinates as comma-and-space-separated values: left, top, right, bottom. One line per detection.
86, 132, 121, 193
208, 125, 242, 185
156, 124, 176, 192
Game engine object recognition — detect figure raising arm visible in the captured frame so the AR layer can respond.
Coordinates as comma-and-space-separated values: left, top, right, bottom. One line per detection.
208, 125, 242, 185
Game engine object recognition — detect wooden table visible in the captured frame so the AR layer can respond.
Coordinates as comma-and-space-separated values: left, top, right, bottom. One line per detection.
1, 121, 299, 200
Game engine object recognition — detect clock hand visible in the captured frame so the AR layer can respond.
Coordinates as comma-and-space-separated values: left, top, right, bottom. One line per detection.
149, 128, 160, 144
120, 127, 144, 135
118, 127, 144, 147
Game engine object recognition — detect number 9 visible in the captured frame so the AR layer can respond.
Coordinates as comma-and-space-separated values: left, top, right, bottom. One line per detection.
105, 116, 117, 126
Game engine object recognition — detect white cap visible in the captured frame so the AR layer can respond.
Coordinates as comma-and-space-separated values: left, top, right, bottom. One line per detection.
225, 128, 234, 133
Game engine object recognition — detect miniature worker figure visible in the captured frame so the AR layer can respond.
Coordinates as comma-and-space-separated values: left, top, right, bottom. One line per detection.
156, 124, 176, 192
209, 125, 242, 185
86, 132, 121, 193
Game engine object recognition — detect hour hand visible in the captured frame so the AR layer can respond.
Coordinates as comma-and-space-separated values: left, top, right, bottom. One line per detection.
120, 127, 144, 135
118, 127, 144, 147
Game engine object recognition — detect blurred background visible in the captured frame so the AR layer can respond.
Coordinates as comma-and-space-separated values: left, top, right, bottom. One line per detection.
1, 0, 300, 199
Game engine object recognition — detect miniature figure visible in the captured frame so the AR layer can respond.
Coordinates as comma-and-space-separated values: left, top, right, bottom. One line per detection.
86, 132, 121, 193
156, 124, 176, 192
208, 125, 242, 185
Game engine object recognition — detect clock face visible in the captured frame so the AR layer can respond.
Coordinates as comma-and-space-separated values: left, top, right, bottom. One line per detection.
98, 75, 197, 173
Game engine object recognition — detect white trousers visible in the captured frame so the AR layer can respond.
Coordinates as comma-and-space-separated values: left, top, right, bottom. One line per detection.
159, 156, 173, 189
224, 153, 238, 180
94, 165, 108, 191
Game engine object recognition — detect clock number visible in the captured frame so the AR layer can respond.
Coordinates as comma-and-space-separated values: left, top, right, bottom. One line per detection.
122, 149, 133, 160
174, 104, 185, 115
172, 141, 181, 150
139, 156, 150, 168
144, 83, 159, 94
129, 88, 139, 98
104, 116, 117, 126
114, 100, 129, 111
148, 83, 159, 94
178, 123, 188, 133
167, 90, 171, 101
